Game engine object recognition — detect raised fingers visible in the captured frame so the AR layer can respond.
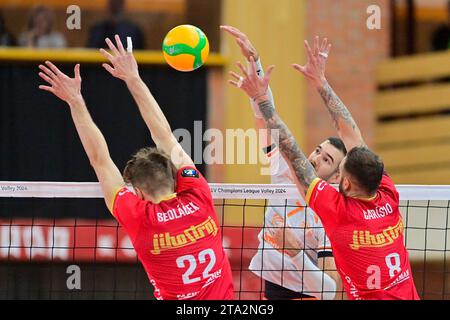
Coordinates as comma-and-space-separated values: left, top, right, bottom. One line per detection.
304, 40, 315, 62
38, 71, 55, 86
228, 79, 240, 88
114, 34, 126, 55
248, 56, 257, 76
236, 38, 246, 49
45, 61, 64, 77
320, 37, 328, 52
314, 36, 320, 57
102, 63, 116, 76
105, 37, 120, 56
99, 48, 114, 62
292, 63, 305, 73
220, 25, 245, 39
236, 61, 248, 76
38, 85, 55, 94
229, 70, 241, 81
325, 43, 332, 55
38, 64, 57, 81
264, 65, 275, 81
74, 64, 81, 80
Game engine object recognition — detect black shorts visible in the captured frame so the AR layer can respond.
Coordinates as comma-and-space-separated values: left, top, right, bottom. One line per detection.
264, 280, 315, 300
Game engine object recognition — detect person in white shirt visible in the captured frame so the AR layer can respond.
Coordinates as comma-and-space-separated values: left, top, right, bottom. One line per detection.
222, 25, 344, 300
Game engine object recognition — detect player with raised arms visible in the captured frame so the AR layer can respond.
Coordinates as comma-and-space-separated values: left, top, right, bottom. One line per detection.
222, 25, 343, 300
37, 35, 234, 300
228, 39, 419, 299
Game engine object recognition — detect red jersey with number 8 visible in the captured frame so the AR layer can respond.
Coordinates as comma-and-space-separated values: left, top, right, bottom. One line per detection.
112, 166, 234, 300
306, 173, 419, 300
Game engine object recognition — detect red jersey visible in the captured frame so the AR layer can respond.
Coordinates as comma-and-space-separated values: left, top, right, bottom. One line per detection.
306, 174, 419, 300
112, 166, 234, 300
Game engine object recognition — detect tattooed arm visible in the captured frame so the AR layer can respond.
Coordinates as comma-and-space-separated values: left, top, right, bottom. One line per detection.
256, 97, 318, 197
229, 57, 318, 196
293, 36, 366, 151
317, 81, 365, 151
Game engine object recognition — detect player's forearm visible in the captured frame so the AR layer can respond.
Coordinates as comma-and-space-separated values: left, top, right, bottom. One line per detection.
125, 76, 193, 168
318, 257, 344, 300
317, 81, 365, 150
255, 118, 272, 149
125, 76, 173, 145
327, 270, 344, 300
68, 96, 111, 166
252, 59, 274, 148
291, 252, 337, 300
256, 97, 317, 197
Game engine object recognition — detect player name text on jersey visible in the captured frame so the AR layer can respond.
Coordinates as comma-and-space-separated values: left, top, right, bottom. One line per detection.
156, 201, 200, 223
363, 203, 394, 220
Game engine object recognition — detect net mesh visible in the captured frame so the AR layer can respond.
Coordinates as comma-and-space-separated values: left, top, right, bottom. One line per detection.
1, 182, 450, 300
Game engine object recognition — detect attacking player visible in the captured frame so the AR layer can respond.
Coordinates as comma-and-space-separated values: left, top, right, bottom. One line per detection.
222, 25, 343, 300
38, 35, 234, 300
229, 42, 419, 299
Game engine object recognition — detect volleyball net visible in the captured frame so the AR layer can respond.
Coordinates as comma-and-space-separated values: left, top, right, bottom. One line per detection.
0, 182, 449, 300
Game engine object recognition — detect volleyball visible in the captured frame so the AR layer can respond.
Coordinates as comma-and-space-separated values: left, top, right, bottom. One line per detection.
162, 24, 210, 72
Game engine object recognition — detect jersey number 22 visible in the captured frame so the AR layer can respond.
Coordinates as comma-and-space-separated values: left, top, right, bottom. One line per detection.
176, 249, 216, 285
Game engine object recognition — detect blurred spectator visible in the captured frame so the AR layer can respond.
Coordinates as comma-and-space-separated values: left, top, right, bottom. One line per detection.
18, 5, 66, 48
431, 0, 450, 51
87, 0, 144, 49
0, 11, 15, 46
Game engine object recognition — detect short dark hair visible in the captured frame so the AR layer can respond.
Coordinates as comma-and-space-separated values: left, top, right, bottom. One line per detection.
344, 147, 384, 195
123, 147, 176, 196
327, 137, 347, 156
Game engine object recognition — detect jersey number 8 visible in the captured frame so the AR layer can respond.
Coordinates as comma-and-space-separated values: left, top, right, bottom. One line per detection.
366, 252, 401, 289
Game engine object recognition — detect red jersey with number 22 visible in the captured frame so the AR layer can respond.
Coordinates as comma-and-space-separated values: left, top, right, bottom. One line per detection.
306, 173, 419, 300
112, 166, 234, 300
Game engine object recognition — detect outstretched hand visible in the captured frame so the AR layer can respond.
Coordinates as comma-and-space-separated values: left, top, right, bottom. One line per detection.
100, 34, 139, 82
220, 25, 259, 62
38, 61, 82, 104
228, 56, 274, 101
292, 36, 331, 88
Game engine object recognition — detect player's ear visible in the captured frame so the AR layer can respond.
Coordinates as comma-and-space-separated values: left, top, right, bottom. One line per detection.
344, 177, 353, 193
134, 187, 144, 200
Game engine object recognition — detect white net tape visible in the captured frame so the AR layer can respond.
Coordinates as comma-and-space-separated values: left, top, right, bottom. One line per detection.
1, 181, 450, 200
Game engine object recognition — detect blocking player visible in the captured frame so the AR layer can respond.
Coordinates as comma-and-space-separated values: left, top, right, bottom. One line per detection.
229, 48, 419, 299
38, 36, 234, 300
221, 25, 343, 300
